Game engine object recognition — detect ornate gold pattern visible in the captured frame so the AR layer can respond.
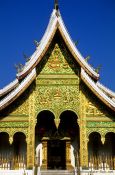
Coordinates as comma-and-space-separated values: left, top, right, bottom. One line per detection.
0, 122, 29, 128
27, 84, 36, 169
79, 87, 88, 168
37, 43, 79, 75
0, 91, 29, 117
0, 128, 28, 136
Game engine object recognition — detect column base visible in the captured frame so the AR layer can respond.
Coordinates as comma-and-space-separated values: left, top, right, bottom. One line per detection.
41, 163, 47, 170
66, 162, 74, 170
27, 165, 33, 169
81, 166, 89, 170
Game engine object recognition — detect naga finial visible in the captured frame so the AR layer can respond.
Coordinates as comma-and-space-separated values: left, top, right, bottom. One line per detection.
34, 40, 40, 47
95, 64, 102, 73
85, 56, 90, 62
23, 52, 30, 62
54, 0, 59, 11
14, 63, 24, 73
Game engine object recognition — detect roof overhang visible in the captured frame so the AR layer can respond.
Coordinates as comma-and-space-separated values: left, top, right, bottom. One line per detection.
81, 68, 115, 111
0, 69, 36, 110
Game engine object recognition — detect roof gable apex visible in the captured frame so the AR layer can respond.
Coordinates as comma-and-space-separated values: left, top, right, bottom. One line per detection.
36, 39, 80, 76
16, 9, 99, 80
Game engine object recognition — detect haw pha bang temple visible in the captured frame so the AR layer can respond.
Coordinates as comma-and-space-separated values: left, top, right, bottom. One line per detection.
0, 1, 115, 175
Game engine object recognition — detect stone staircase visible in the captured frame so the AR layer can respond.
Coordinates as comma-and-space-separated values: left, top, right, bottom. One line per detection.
40, 170, 75, 175
0, 170, 33, 175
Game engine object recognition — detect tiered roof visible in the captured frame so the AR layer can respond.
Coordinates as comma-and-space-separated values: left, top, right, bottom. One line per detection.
0, 5, 115, 111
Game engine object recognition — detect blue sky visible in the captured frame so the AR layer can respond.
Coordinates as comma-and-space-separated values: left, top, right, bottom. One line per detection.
0, 0, 115, 91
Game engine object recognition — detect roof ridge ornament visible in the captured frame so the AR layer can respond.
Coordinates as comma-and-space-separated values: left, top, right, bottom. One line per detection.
54, 0, 60, 16
54, 0, 59, 10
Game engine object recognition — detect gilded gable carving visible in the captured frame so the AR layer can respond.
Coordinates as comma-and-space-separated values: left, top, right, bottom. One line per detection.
80, 83, 113, 119
36, 42, 80, 76
0, 88, 32, 118
35, 85, 80, 117
10, 99, 29, 116
85, 100, 105, 117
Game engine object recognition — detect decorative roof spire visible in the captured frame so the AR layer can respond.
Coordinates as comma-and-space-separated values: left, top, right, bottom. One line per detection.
54, 0, 59, 11
54, 0, 60, 17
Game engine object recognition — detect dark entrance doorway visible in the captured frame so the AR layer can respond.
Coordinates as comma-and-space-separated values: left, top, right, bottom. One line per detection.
47, 140, 66, 170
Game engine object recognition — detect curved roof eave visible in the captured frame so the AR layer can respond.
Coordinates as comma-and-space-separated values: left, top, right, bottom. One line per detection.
81, 68, 115, 111
0, 79, 19, 97
97, 82, 115, 98
0, 68, 36, 111
16, 9, 99, 80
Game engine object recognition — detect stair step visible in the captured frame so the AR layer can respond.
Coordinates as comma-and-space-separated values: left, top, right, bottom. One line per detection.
40, 170, 74, 175
0, 170, 33, 175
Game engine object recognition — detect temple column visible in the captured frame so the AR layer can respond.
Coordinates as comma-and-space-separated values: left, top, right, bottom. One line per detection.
79, 119, 88, 169
27, 128, 35, 169
79, 90, 89, 169
27, 87, 35, 169
64, 137, 73, 170
41, 137, 49, 169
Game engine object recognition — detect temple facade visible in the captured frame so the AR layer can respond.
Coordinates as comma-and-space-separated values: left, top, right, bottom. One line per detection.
0, 2, 115, 173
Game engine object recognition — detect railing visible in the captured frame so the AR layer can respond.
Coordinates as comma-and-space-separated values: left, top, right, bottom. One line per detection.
0, 155, 26, 170
88, 155, 115, 171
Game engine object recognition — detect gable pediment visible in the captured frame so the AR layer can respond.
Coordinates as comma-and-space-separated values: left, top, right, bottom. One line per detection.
36, 32, 80, 77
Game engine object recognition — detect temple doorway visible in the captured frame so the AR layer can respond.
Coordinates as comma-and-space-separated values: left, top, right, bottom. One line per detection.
35, 110, 57, 168
59, 110, 80, 168
35, 110, 79, 170
47, 140, 66, 169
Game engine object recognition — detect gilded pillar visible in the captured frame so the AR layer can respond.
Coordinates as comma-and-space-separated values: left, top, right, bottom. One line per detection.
27, 87, 35, 169
80, 90, 88, 169
41, 137, 49, 169
79, 120, 88, 169
27, 131, 35, 169
65, 137, 73, 170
